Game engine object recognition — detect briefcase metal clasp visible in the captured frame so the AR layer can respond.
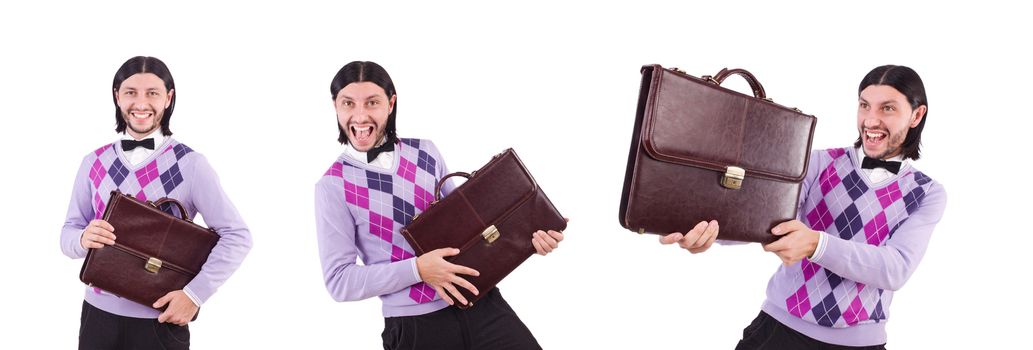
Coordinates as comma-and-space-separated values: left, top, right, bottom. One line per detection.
721, 166, 746, 190
481, 225, 500, 244
145, 257, 163, 273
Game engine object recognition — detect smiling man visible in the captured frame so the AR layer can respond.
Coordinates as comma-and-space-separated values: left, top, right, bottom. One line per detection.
60, 56, 252, 350
662, 65, 947, 349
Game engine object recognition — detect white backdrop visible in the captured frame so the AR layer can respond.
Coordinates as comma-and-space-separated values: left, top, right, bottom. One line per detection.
2, 1, 1029, 348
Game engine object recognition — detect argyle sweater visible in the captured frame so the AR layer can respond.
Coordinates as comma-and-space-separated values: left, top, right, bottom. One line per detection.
761, 147, 947, 346
60, 138, 252, 318
315, 138, 456, 317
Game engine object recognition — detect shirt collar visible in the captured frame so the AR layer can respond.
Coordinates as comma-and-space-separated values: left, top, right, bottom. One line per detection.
120, 129, 166, 147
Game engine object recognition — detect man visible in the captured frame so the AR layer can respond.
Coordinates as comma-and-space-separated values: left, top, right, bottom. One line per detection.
663, 65, 946, 349
315, 61, 565, 349
60, 56, 252, 350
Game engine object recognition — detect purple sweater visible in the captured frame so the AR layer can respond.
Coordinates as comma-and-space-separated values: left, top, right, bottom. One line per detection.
315, 138, 456, 317
60, 138, 252, 318
761, 147, 947, 346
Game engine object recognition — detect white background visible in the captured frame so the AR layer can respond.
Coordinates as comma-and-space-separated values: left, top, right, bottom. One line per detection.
2, 1, 1029, 348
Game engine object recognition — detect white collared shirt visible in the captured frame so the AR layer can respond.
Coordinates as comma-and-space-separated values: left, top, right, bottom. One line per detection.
343, 138, 394, 170
120, 129, 166, 166
855, 147, 907, 184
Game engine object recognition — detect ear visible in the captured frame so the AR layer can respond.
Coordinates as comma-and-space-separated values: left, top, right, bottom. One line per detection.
113, 88, 120, 104
910, 105, 927, 128
165, 89, 174, 109
389, 94, 397, 113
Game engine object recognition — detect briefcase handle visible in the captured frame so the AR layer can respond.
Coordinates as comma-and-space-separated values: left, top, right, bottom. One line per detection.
150, 197, 189, 221
706, 68, 767, 100
435, 172, 472, 201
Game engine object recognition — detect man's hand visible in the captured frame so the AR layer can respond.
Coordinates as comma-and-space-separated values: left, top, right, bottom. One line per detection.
660, 220, 719, 254
81, 219, 116, 249
154, 290, 198, 326
763, 220, 821, 266
532, 217, 568, 256
416, 248, 480, 306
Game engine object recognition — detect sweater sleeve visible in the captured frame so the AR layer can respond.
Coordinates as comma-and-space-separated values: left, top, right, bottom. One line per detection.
60, 155, 94, 259
182, 154, 253, 305
315, 177, 421, 302
810, 181, 947, 291
428, 140, 456, 198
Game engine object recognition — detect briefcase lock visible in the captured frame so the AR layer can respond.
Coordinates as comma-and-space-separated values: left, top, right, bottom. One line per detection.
145, 257, 163, 273
481, 225, 501, 244
721, 166, 746, 190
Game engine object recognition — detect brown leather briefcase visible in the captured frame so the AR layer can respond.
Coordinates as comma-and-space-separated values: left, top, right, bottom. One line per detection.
80, 191, 219, 308
401, 148, 566, 308
619, 65, 816, 243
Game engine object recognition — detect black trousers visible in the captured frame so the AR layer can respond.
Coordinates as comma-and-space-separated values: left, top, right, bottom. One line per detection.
735, 311, 886, 350
79, 301, 190, 350
382, 289, 541, 350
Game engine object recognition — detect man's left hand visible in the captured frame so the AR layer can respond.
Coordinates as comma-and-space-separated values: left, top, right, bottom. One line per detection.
154, 290, 198, 326
763, 220, 821, 266
532, 218, 568, 256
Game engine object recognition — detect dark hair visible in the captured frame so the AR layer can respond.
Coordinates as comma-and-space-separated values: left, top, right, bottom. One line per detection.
112, 56, 176, 136
330, 61, 397, 144
854, 65, 928, 160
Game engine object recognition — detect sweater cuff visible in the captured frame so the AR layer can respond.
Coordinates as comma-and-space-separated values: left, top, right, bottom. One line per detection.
183, 287, 202, 307
410, 258, 423, 283
809, 231, 829, 262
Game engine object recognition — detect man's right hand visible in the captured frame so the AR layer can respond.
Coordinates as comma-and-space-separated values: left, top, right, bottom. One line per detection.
415, 248, 480, 306
659, 220, 720, 254
80, 219, 116, 249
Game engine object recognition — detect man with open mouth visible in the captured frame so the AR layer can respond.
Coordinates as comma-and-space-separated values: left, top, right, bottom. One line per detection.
60, 56, 253, 350
662, 65, 947, 349
315, 61, 566, 349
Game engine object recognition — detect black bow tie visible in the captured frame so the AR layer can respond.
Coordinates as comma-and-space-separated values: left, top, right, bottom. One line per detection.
365, 136, 396, 163
121, 138, 155, 151
861, 157, 901, 174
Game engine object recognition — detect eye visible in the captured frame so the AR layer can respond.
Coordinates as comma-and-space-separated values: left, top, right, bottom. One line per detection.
859, 102, 868, 109
368, 100, 379, 106
125, 91, 136, 96
341, 100, 353, 107
148, 91, 159, 96
882, 105, 895, 112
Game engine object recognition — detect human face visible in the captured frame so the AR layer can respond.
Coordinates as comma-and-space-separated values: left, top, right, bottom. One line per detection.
335, 82, 395, 151
857, 85, 926, 160
114, 73, 173, 139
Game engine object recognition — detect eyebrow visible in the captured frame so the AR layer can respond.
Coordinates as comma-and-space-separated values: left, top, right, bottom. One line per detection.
338, 94, 385, 101
858, 97, 898, 105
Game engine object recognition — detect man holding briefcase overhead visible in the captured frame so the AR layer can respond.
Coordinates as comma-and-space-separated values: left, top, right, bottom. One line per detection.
314, 61, 565, 349
60, 56, 252, 349
662, 65, 946, 349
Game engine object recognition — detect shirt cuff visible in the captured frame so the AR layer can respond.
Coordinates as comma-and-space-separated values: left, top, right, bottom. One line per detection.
77, 229, 89, 255
809, 231, 829, 262
410, 258, 423, 283
183, 287, 202, 307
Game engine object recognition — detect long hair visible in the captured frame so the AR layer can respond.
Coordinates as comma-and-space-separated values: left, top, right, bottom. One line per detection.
112, 56, 176, 136
330, 61, 397, 144
854, 65, 928, 160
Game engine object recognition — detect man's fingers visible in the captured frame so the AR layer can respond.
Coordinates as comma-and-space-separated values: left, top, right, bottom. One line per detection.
450, 275, 479, 296
90, 220, 115, 232
449, 263, 479, 277
436, 247, 461, 258
546, 230, 564, 242
157, 311, 170, 323
443, 283, 468, 306
432, 285, 453, 305
660, 232, 684, 245
772, 220, 804, 236
153, 294, 172, 308
531, 237, 547, 256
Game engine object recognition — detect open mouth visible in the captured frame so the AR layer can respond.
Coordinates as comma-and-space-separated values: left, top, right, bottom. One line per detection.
864, 129, 887, 145
130, 110, 154, 120
350, 124, 376, 143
